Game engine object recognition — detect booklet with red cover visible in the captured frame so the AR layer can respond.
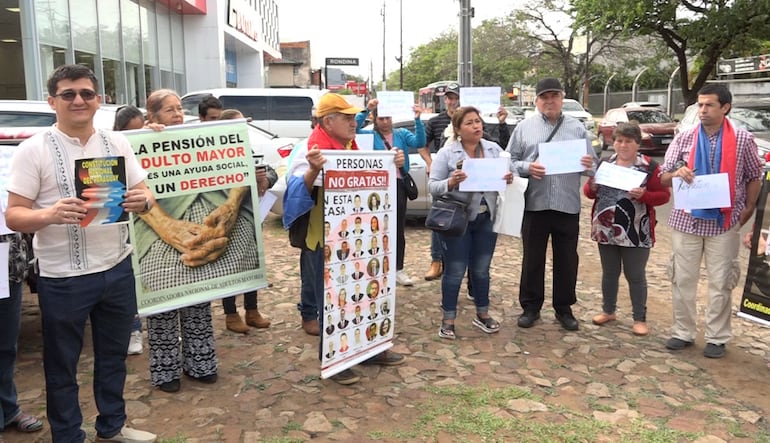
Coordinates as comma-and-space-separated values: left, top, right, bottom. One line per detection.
75, 156, 128, 227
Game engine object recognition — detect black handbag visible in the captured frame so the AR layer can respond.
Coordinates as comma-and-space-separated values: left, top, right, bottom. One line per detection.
401, 167, 419, 200
425, 194, 470, 237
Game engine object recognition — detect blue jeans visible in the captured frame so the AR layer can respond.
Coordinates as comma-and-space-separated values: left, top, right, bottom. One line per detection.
430, 231, 443, 261
299, 247, 325, 358
297, 248, 321, 322
439, 212, 497, 319
0, 280, 22, 432
37, 257, 135, 442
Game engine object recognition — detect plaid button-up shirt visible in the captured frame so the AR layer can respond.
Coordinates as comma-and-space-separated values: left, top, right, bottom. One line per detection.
660, 124, 763, 236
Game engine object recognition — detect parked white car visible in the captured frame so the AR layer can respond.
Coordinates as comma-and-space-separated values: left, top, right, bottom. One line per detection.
562, 98, 596, 131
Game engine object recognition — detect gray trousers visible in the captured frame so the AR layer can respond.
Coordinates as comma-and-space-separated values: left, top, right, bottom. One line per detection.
598, 244, 650, 322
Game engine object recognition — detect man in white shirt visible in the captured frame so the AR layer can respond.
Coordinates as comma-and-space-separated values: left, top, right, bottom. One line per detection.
5, 65, 156, 443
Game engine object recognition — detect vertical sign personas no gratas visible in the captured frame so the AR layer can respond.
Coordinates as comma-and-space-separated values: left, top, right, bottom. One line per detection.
320, 150, 397, 379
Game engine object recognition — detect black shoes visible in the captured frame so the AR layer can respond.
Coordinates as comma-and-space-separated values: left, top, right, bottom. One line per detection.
665, 337, 694, 351
517, 311, 540, 328
159, 379, 180, 393
555, 311, 579, 331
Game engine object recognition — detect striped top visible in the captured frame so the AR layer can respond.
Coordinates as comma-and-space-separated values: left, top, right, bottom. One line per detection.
506, 112, 594, 214
660, 125, 763, 236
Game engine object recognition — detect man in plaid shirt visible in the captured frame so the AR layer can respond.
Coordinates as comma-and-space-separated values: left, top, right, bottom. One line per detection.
659, 83, 763, 359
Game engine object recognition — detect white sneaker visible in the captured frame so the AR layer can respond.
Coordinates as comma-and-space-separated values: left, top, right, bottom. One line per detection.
127, 331, 143, 355
95, 426, 156, 442
396, 270, 414, 286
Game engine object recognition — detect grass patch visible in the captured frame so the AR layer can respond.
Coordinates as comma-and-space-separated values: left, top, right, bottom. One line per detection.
242, 377, 268, 391
281, 421, 302, 433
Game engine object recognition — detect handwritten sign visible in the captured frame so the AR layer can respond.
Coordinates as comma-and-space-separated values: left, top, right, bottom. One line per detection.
538, 139, 589, 175
672, 173, 731, 210
375, 91, 414, 120
459, 158, 509, 192
594, 162, 647, 191
459, 87, 501, 115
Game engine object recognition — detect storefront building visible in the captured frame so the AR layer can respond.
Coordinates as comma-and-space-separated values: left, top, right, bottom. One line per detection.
0, 0, 280, 106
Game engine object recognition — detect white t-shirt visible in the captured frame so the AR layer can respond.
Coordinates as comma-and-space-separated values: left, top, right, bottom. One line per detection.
7, 126, 148, 277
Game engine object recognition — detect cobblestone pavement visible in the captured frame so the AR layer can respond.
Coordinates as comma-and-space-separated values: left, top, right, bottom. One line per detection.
6, 196, 770, 442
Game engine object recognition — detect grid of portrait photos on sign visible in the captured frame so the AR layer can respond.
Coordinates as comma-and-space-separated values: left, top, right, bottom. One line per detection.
321, 190, 395, 364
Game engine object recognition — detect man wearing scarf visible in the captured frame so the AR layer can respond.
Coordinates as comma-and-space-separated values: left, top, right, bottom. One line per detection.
660, 84, 763, 359
283, 93, 407, 385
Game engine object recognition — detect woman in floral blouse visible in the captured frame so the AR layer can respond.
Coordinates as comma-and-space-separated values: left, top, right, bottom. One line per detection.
583, 123, 670, 336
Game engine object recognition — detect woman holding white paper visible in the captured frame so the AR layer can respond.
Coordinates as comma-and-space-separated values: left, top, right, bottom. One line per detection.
428, 106, 512, 340
584, 122, 670, 336
356, 98, 426, 287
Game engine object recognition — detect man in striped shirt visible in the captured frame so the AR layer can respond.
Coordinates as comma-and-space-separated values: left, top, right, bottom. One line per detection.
507, 78, 596, 332
659, 83, 763, 359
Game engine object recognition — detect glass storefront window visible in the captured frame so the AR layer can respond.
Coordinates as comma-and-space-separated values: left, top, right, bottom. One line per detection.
121, 0, 141, 104
36, 0, 70, 94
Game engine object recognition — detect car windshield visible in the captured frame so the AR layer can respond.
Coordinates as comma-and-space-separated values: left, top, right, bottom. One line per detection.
562, 101, 585, 112
730, 107, 770, 132
625, 110, 673, 124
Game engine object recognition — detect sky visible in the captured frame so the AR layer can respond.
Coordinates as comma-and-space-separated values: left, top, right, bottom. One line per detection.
275, 0, 524, 86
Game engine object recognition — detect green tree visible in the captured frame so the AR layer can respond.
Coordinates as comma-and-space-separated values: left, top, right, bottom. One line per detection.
512, 0, 625, 99
572, 0, 770, 105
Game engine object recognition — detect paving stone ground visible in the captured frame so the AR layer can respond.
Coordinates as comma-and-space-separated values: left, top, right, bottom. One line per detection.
5, 196, 770, 442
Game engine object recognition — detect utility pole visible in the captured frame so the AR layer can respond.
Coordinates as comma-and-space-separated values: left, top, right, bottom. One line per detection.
381, 0, 387, 91
458, 0, 473, 86
399, 0, 403, 90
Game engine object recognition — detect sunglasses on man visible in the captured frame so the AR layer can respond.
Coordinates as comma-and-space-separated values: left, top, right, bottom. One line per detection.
54, 89, 98, 101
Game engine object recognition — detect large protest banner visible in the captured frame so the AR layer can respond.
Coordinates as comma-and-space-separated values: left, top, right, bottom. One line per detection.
125, 121, 267, 316
740, 166, 770, 326
320, 150, 397, 379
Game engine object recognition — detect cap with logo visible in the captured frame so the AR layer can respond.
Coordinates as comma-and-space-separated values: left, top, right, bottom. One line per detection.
445, 82, 460, 97
535, 78, 564, 96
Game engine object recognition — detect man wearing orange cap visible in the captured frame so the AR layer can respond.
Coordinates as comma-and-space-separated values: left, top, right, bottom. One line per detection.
283, 93, 407, 385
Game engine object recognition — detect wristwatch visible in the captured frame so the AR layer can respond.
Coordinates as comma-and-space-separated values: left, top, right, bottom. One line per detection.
139, 198, 152, 214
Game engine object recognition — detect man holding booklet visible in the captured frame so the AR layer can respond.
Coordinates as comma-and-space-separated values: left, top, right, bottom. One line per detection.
659, 83, 763, 359
507, 77, 596, 332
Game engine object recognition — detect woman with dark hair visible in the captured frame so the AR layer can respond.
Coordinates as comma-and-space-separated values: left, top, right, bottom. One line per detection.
356, 99, 426, 287
113, 105, 144, 131
113, 104, 147, 356
428, 106, 512, 340
584, 122, 670, 336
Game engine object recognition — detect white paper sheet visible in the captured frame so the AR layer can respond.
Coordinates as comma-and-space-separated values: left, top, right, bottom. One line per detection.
375, 91, 415, 120
594, 162, 648, 191
493, 177, 528, 237
672, 173, 731, 210
538, 139, 589, 175
0, 243, 9, 299
459, 158, 508, 192
258, 192, 277, 223
355, 133, 374, 151
459, 87, 501, 115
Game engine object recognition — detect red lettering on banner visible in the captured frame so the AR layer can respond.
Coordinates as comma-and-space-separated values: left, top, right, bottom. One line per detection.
180, 173, 246, 190
197, 147, 245, 162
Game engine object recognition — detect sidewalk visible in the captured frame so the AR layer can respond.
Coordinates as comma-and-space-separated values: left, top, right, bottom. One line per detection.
6, 196, 770, 442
